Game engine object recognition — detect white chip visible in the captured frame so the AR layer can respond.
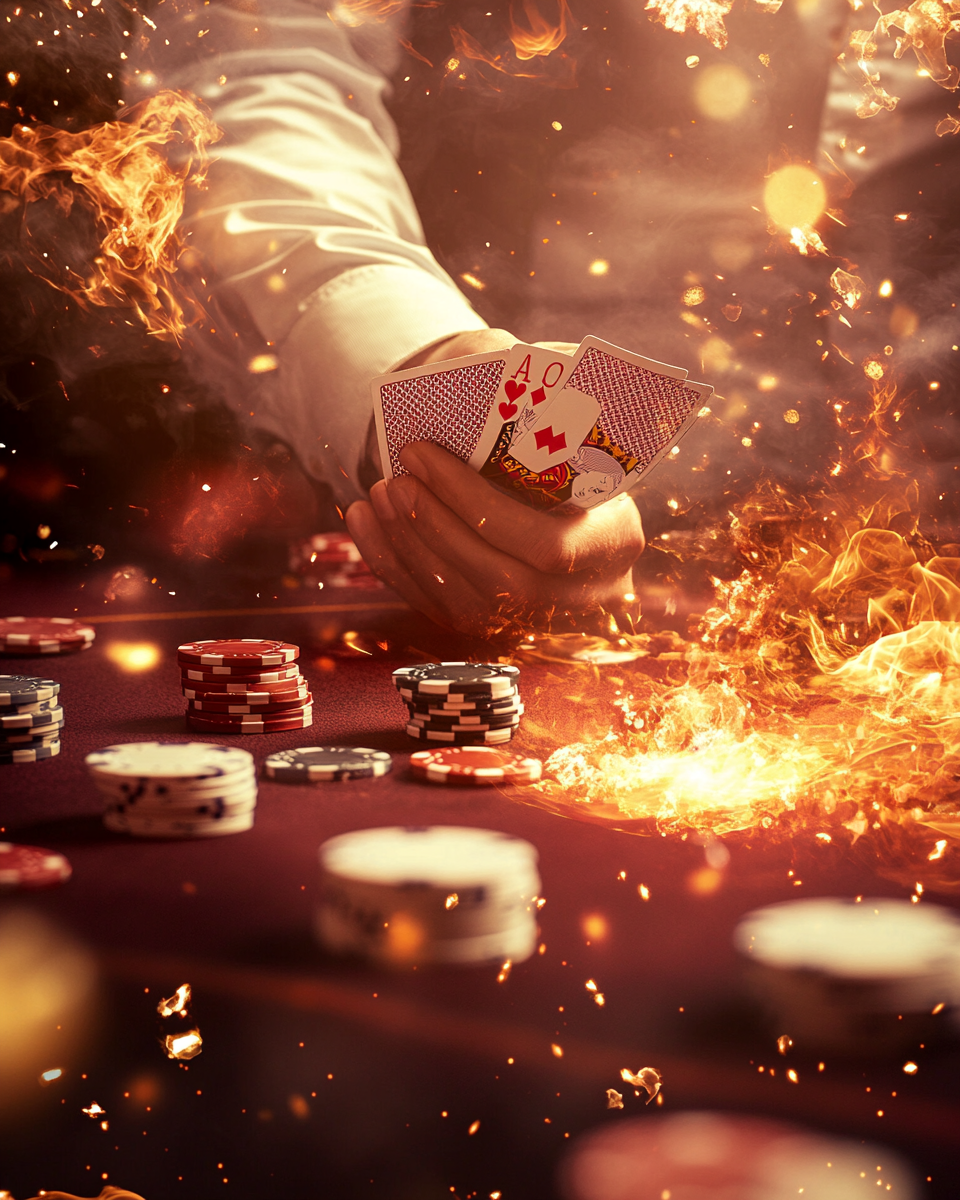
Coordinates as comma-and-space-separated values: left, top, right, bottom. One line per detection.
316, 826, 540, 965
85, 742, 255, 782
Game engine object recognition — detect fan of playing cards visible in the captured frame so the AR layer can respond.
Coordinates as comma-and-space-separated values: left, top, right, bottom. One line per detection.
373, 336, 713, 510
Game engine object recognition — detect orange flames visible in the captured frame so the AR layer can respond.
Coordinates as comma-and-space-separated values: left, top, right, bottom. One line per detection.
0, 90, 219, 341
850, 0, 960, 131
643, 0, 736, 50
519, 380, 960, 881
508, 0, 570, 59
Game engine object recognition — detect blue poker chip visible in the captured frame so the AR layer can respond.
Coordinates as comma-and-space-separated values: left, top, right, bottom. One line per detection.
264, 746, 393, 783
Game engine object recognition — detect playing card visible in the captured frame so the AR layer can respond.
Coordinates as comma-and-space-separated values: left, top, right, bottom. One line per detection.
468, 343, 574, 472
510, 384, 600, 474
477, 336, 712, 510
373, 350, 508, 480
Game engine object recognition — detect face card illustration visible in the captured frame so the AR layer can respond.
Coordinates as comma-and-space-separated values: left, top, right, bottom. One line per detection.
372, 351, 507, 480
468, 343, 574, 472
478, 336, 712, 511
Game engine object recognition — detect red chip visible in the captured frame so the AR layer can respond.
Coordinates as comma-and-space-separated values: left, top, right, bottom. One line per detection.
185, 706, 314, 733
0, 616, 95, 651
180, 663, 302, 683
177, 639, 299, 667
0, 842, 72, 890
408, 746, 542, 786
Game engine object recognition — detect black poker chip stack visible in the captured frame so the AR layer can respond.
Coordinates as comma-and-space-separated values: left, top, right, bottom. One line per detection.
392, 662, 524, 746
0, 675, 64, 764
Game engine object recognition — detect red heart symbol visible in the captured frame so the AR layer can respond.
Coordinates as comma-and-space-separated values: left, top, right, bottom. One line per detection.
499, 400, 518, 420
531, 386, 547, 405
504, 379, 527, 403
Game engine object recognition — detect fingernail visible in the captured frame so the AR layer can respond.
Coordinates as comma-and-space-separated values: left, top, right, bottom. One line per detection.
369, 480, 397, 523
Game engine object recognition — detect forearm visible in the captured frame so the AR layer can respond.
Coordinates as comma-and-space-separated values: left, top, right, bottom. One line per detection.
137, 1, 486, 504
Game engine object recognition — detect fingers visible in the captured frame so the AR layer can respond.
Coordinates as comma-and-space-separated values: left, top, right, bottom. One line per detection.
398, 442, 645, 576
345, 498, 452, 628
348, 484, 509, 636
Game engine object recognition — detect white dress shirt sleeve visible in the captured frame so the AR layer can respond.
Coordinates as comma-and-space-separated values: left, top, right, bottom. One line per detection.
140, 0, 487, 507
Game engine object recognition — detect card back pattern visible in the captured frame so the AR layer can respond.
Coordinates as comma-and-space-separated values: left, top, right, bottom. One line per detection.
378, 359, 505, 478
567, 347, 702, 467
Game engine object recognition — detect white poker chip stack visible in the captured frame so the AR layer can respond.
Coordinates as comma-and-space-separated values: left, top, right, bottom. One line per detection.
315, 826, 541, 966
85, 742, 258, 838
561, 1111, 919, 1200
734, 898, 960, 1053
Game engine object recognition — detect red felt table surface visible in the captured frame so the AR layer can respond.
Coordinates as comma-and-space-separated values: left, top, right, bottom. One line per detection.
2, 583, 959, 1198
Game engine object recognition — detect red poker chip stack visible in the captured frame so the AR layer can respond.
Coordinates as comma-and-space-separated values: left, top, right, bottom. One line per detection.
288, 532, 383, 591
177, 639, 313, 734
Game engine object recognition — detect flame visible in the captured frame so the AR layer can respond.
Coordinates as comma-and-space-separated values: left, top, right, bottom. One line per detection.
508, 0, 570, 59
157, 983, 191, 1018
515, 372, 960, 887
851, 0, 960, 124
163, 1028, 202, 1060
0, 90, 219, 341
644, 0, 735, 50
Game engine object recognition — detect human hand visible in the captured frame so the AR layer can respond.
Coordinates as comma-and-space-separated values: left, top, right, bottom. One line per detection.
345, 440, 645, 637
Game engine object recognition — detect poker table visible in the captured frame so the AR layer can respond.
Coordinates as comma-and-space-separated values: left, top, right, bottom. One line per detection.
2, 570, 960, 1200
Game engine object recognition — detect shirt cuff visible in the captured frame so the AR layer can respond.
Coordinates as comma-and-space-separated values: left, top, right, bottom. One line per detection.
253, 262, 488, 509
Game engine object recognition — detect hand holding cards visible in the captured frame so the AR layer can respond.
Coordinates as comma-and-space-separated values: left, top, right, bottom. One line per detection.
373, 337, 713, 510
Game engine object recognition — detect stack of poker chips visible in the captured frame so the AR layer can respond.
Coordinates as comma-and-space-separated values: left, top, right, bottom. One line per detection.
735, 898, 960, 1054
0, 616, 95, 657
0, 674, 64, 765
288, 532, 383, 590
315, 826, 541, 966
178, 639, 313, 734
86, 742, 257, 838
393, 662, 523, 745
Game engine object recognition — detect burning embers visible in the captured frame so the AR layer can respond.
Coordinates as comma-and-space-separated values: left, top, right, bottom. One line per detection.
524, 405, 960, 866
0, 89, 219, 342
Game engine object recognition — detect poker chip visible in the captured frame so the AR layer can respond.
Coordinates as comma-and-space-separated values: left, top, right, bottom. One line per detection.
264, 746, 393, 783
181, 677, 307, 698
0, 675, 61, 707
406, 713, 521, 732
177, 639, 299, 667
92, 769, 257, 802
0, 724, 64, 747
185, 704, 314, 734
184, 691, 312, 705
180, 663, 302, 683
404, 723, 514, 744
393, 662, 520, 698
86, 742, 258, 837
409, 747, 543, 786
104, 808, 255, 839
560, 1112, 920, 1200
315, 826, 541, 965
0, 617, 95, 655
735, 898, 960, 1053
105, 793, 255, 819
0, 703, 65, 730
405, 692, 521, 715
0, 842, 72, 890
0, 739, 61, 764
86, 741, 255, 782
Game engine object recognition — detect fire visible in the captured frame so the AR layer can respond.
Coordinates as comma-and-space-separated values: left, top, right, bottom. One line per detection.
519, 373, 960, 883
163, 1028, 203, 1061
0, 90, 219, 341
850, 0, 960, 127
328, 0, 408, 26
157, 983, 192, 1018
508, 0, 570, 59
644, 0, 736, 50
